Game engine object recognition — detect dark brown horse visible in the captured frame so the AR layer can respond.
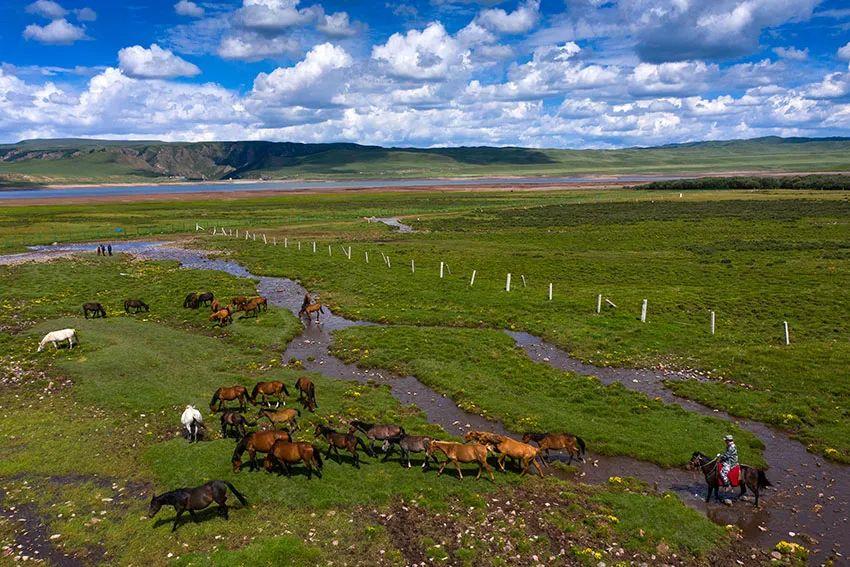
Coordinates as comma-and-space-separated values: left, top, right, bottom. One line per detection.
183, 292, 199, 309
298, 302, 325, 323
82, 302, 106, 318
350, 420, 405, 453
123, 299, 149, 313
250, 380, 289, 406
689, 451, 772, 507
220, 410, 255, 439
522, 432, 586, 464
427, 441, 494, 481
210, 385, 249, 413
294, 377, 317, 411
263, 440, 323, 479
197, 292, 214, 306
232, 429, 292, 472
314, 424, 374, 468
149, 480, 247, 532
381, 434, 433, 469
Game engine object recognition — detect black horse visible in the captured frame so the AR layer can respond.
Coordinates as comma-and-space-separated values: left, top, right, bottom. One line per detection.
183, 292, 199, 309
82, 302, 106, 318
197, 292, 214, 306
689, 451, 772, 507
124, 299, 149, 313
149, 480, 247, 532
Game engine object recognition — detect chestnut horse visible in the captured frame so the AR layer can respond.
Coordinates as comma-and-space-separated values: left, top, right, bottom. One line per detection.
427, 441, 494, 481
149, 480, 247, 532
239, 297, 265, 318
294, 377, 317, 411
489, 435, 545, 477
522, 432, 586, 464
689, 451, 772, 507
232, 429, 292, 472
314, 424, 374, 468
250, 380, 290, 406
209, 307, 233, 326
298, 302, 325, 323
263, 440, 323, 479
210, 385, 249, 413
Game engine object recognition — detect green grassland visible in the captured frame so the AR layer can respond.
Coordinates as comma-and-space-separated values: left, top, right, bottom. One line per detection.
0, 255, 735, 565
2, 136, 850, 185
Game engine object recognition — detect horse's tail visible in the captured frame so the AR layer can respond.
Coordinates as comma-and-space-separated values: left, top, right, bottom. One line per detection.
249, 383, 260, 403
209, 391, 220, 412
282, 382, 290, 397
223, 481, 248, 505
757, 469, 772, 488
312, 445, 324, 469
356, 436, 375, 457
576, 436, 587, 459
232, 435, 249, 461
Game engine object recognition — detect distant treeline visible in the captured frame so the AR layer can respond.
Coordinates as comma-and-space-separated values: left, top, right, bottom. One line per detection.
639, 174, 850, 191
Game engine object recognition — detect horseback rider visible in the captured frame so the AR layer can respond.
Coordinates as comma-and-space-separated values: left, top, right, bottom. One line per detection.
718, 434, 738, 486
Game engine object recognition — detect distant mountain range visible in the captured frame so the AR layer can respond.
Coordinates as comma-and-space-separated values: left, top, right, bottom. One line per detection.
1, 136, 849, 186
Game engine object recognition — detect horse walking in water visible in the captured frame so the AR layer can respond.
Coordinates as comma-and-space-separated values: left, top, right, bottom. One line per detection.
210, 385, 250, 413
250, 380, 289, 407
37, 329, 78, 352
298, 302, 325, 323
149, 480, 247, 532
123, 299, 149, 314
82, 302, 107, 318
488, 435, 545, 477
263, 440, 323, 479
314, 424, 374, 468
522, 432, 586, 464
294, 377, 317, 411
232, 429, 292, 472
181, 405, 203, 442
689, 451, 772, 507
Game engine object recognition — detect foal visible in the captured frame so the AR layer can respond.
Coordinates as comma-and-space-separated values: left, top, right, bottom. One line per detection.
314, 424, 374, 468
149, 480, 247, 532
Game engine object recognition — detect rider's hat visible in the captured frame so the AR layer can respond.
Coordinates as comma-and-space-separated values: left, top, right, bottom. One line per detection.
724, 434, 734, 441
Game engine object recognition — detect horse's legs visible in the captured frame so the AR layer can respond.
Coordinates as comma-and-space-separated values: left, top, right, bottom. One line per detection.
189, 510, 199, 523
483, 459, 495, 481
705, 484, 712, 503
532, 457, 545, 478
171, 507, 185, 532
497, 454, 507, 473
454, 460, 463, 480
437, 460, 447, 476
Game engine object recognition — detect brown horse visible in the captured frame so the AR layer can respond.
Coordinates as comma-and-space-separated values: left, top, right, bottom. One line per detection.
294, 377, 317, 411
263, 440, 323, 479
82, 302, 107, 318
522, 432, 586, 464
123, 299, 149, 313
427, 441, 494, 481
231, 296, 249, 309
465, 430, 520, 469
232, 429, 292, 472
298, 302, 325, 323
209, 308, 233, 327
689, 452, 772, 507
220, 410, 255, 439
257, 407, 300, 431
350, 420, 405, 454
250, 380, 290, 406
239, 297, 265, 318
210, 385, 249, 413
314, 424, 374, 468
210, 299, 222, 313
183, 292, 199, 309
149, 480, 247, 532
197, 292, 214, 307
489, 436, 544, 477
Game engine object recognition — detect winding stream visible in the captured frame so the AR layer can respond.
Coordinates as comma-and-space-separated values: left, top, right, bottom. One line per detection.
8, 240, 849, 564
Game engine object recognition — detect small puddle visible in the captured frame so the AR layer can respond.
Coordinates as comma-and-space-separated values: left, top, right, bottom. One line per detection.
7, 240, 849, 563
367, 217, 415, 233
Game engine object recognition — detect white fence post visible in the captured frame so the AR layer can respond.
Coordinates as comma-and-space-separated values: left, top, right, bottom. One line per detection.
411, 259, 415, 273
548, 283, 553, 301
521, 275, 527, 287
313, 242, 317, 253
640, 299, 648, 323
252, 233, 256, 241
505, 273, 511, 292
710, 310, 715, 335
596, 294, 602, 314
273, 237, 276, 245
235, 229, 239, 238
440, 261, 444, 279
263, 233, 267, 244
784, 321, 790, 345
470, 270, 477, 286
347, 246, 352, 260
328, 245, 332, 256
365, 251, 369, 263
298, 241, 301, 251
386, 256, 391, 268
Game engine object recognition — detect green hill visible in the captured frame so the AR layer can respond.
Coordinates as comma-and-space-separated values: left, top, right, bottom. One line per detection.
2, 136, 850, 186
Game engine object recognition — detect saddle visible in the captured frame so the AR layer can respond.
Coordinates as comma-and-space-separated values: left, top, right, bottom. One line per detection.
717, 462, 741, 487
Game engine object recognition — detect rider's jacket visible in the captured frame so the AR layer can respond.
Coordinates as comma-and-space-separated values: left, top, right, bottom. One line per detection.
719, 442, 738, 466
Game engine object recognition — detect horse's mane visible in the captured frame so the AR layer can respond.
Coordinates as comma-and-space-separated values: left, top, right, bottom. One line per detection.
524, 432, 546, 442
350, 420, 373, 431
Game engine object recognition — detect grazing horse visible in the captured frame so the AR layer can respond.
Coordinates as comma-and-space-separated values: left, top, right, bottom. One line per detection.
522, 432, 586, 465
381, 434, 433, 469
82, 302, 106, 318
250, 380, 289, 406
124, 299, 149, 313
181, 405, 204, 443
210, 385, 249, 413
209, 308, 233, 327
298, 302, 325, 323
263, 440, 323, 479
427, 441, 494, 481
232, 429, 292, 472
239, 297, 265, 318
220, 410, 254, 439
183, 292, 199, 309
257, 407, 300, 431
210, 299, 222, 313
294, 377, 317, 411
350, 420, 405, 453
149, 480, 247, 532
197, 292, 214, 307
314, 424, 374, 468
488, 435, 544, 477
231, 296, 249, 309
689, 451, 772, 507
37, 329, 78, 352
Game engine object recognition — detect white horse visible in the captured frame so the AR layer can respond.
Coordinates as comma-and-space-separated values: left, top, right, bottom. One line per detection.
37, 329, 78, 352
181, 405, 203, 443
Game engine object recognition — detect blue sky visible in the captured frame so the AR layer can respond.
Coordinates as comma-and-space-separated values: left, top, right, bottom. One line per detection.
1, 0, 849, 147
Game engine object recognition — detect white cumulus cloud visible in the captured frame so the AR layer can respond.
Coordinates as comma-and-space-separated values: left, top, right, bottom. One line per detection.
118, 44, 201, 79
372, 23, 469, 81
175, 0, 204, 17
26, 0, 67, 19
23, 19, 87, 45
477, 0, 540, 34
